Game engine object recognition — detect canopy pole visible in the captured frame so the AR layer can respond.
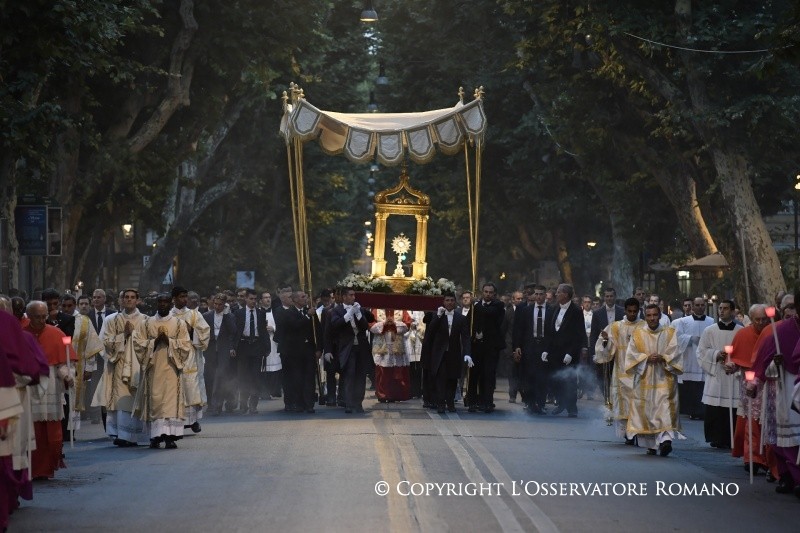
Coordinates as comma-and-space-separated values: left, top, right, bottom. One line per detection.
464, 142, 476, 292
287, 140, 305, 290
474, 140, 482, 293
295, 137, 313, 297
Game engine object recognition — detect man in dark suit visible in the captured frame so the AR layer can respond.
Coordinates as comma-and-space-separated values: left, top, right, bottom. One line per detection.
467, 282, 506, 413
271, 285, 294, 410
319, 288, 343, 407
543, 283, 586, 417
423, 292, 472, 413
503, 290, 525, 404
588, 287, 625, 404
329, 287, 374, 413
513, 284, 552, 414
233, 288, 269, 414
203, 294, 239, 415
280, 290, 322, 413
42, 288, 76, 337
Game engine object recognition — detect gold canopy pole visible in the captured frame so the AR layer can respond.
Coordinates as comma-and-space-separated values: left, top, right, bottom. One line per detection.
285, 85, 307, 291
295, 135, 313, 296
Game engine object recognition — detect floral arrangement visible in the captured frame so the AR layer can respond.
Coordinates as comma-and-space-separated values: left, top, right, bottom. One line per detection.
405, 277, 457, 296
337, 272, 393, 293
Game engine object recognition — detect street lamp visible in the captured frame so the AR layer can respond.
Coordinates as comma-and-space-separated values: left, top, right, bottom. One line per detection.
360, 3, 378, 22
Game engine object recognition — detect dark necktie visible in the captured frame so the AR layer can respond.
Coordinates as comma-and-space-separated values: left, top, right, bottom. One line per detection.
97, 311, 103, 332
536, 306, 544, 338
249, 309, 255, 337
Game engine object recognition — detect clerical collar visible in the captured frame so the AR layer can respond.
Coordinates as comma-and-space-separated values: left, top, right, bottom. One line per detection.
692, 314, 706, 321
718, 320, 736, 331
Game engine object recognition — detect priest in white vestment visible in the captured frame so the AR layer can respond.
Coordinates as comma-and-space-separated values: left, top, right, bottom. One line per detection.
133, 294, 192, 449
94, 289, 149, 446
170, 286, 210, 432
696, 299, 742, 449
625, 304, 685, 457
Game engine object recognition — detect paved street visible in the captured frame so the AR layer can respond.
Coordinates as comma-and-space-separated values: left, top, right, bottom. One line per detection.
11, 380, 798, 532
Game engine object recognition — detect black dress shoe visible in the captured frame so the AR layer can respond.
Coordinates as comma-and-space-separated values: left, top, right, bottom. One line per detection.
305, 408, 315, 414
190, 422, 201, 433
326, 402, 337, 407
344, 408, 353, 414
659, 440, 673, 457
567, 413, 577, 418
437, 406, 446, 414
646, 449, 657, 456
528, 407, 544, 415
766, 472, 777, 483
468, 406, 477, 413
448, 406, 457, 413
776, 477, 795, 494
149, 439, 162, 449
484, 406, 495, 413
355, 406, 365, 413
423, 402, 435, 409
551, 407, 565, 415
165, 440, 177, 449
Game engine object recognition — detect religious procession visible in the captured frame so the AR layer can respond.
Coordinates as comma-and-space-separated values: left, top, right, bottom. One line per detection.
4, 1, 800, 530
3, 279, 800, 528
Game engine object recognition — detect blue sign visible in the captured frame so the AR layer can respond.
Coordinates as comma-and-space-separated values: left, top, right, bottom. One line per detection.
15, 205, 48, 256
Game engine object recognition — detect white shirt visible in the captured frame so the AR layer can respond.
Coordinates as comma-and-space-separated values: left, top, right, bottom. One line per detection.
213, 312, 224, 337
605, 305, 616, 327
445, 310, 454, 333
244, 305, 258, 336
555, 302, 569, 331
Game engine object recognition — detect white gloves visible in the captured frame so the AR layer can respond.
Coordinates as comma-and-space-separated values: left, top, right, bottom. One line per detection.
437, 306, 446, 317
353, 302, 362, 318
344, 309, 353, 321
563, 353, 572, 365
324, 353, 333, 363
541, 351, 548, 362
464, 355, 474, 368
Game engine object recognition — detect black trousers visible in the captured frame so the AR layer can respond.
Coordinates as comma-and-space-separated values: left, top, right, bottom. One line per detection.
341, 346, 370, 409
433, 357, 458, 408
704, 405, 736, 446
466, 346, 499, 407
409, 361, 423, 398
508, 355, 522, 401
680, 380, 705, 418
237, 339, 263, 410
284, 351, 316, 410
522, 341, 549, 410
550, 357, 578, 415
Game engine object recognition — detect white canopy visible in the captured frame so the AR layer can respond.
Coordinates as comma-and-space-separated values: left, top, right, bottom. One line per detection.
280, 97, 486, 165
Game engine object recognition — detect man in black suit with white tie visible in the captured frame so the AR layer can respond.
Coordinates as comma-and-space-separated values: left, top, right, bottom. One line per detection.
543, 283, 586, 417
203, 294, 239, 415
280, 290, 322, 413
423, 292, 472, 413
513, 284, 552, 414
588, 287, 625, 404
328, 287, 374, 413
234, 288, 269, 414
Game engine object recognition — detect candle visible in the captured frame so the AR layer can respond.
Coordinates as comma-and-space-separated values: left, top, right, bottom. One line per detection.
724, 344, 733, 365
745, 370, 756, 382
61, 336, 72, 345
765, 306, 776, 318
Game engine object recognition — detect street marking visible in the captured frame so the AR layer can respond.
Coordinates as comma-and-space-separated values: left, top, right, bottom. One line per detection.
428, 412, 527, 532
374, 419, 416, 532
447, 413, 560, 533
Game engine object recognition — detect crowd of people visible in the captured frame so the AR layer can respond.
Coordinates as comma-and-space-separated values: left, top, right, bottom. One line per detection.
1, 280, 799, 530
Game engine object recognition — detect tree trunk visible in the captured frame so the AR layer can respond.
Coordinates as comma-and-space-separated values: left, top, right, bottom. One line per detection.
714, 150, 784, 305
553, 228, 573, 284
607, 210, 635, 299
45, 85, 83, 291
0, 157, 19, 290
650, 166, 717, 258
